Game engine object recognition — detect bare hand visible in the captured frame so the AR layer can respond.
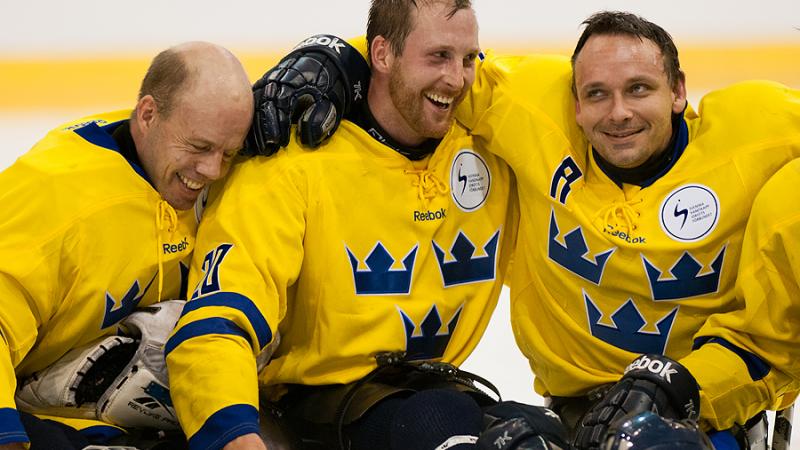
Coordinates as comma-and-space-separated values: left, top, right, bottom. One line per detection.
222, 433, 268, 450
0, 443, 27, 450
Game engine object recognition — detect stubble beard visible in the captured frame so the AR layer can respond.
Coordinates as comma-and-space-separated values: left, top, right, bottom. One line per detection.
389, 69, 454, 140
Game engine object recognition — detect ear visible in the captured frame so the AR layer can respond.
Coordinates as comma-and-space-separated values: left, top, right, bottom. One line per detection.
671, 70, 688, 114
135, 95, 159, 132
370, 35, 393, 75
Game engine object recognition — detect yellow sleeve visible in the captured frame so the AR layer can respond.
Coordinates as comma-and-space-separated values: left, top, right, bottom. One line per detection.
165, 155, 305, 450
457, 52, 574, 130
0, 270, 38, 445
349, 35, 368, 62
0, 339, 27, 445
455, 50, 516, 130
460, 54, 584, 172
681, 159, 800, 429
0, 162, 66, 446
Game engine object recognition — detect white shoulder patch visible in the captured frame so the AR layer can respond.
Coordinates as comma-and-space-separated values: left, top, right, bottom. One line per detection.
450, 150, 491, 212
659, 184, 720, 242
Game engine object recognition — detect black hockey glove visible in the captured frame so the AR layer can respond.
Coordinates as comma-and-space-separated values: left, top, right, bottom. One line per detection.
573, 354, 700, 450
244, 34, 370, 156
477, 401, 569, 450
605, 412, 714, 450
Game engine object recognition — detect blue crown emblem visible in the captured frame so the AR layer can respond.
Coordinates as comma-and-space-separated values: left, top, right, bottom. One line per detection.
399, 305, 462, 361
432, 230, 500, 287
347, 243, 418, 295
549, 210, 615, 284
103, 273, 157, 329
643, 246, 726, 301
585, 293, 678, 355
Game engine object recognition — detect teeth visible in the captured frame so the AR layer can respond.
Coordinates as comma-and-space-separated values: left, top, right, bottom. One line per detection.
426, 93, 454, 106
178, 173, 204, 190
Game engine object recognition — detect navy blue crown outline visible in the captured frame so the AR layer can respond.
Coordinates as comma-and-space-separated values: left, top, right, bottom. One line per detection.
642, 245, 726, 301
584, 292, 678, 355
346, 242, 418, 295
432, 230, 500, 287
103, 272, 157, 329
548, 210, 615, 285
398, 304, 463, 361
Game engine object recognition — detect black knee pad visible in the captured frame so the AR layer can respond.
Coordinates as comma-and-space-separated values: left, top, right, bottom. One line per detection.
348, 395, 406, 450
390, 388, 483, 450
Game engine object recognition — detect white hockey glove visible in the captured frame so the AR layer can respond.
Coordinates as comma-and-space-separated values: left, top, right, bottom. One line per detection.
15, 300, 185, 430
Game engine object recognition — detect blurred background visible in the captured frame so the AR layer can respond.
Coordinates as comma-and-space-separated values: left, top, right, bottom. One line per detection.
1, 0, 798, 442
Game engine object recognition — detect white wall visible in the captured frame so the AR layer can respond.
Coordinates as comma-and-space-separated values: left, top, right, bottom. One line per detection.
1, 0, 797, 55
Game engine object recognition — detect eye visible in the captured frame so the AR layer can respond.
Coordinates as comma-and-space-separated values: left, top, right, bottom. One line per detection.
584, 89, 606, 100
191, 143, 211, 153
463, 53, 477, 68
629, 83, 650, 95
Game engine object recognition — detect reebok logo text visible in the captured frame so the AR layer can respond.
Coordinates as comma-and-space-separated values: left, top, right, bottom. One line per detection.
297, 35, 345, 54
626, 355, 677, 383
163, 237, 189, 254
414, 208, 446, 222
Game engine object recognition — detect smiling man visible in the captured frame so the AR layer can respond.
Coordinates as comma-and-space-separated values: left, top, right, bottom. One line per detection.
461, 12, 800, 450
244, 9, 800, 449
164, 1, 573, 450
0, 41, 252, 450
573, 33, 686, 171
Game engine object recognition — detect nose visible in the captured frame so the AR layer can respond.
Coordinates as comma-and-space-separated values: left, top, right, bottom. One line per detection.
195, 151, 225, 181
608, 93, 633, 123
442, 59, 466, 92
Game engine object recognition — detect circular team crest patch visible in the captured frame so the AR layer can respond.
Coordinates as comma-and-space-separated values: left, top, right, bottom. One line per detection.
451, 150, 491, 212
659, 184, 720, 242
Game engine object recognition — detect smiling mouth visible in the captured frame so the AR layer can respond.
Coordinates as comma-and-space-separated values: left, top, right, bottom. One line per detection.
425, 92, 455, 110
604, 129, 643, 139
178, 173, 204, 191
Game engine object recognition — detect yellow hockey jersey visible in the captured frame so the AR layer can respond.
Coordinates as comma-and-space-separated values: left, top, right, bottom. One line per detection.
165, 121, 517, 449
0, 111, 195, 444
462, 54, 800, 429
697, 158, 800, 397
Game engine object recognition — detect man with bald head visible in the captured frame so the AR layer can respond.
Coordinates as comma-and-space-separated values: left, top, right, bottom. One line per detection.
0, 41, 252, 449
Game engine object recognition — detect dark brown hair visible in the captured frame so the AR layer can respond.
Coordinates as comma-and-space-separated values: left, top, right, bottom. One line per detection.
572, 11, 682, 95
367, 0, 472, 56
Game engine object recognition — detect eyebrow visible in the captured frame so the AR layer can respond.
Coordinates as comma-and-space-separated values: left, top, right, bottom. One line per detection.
580, 74, 659, 91
625, 75, 659, 84
579, 81, 606, 92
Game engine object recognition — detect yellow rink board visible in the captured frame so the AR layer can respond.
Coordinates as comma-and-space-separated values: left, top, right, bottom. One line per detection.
1, 44, 798, 112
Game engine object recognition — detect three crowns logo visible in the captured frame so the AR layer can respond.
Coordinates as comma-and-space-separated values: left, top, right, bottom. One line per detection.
549, 210, 614, 284
585, 293, 678, 355
347, 243, 418, 295
399, 304, 463, 361
643, 246, 726, 301
103, 273, 157, 329
432, 230, 500, 287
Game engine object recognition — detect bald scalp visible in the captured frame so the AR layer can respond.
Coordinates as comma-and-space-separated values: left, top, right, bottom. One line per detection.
138, 41, 251, 118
